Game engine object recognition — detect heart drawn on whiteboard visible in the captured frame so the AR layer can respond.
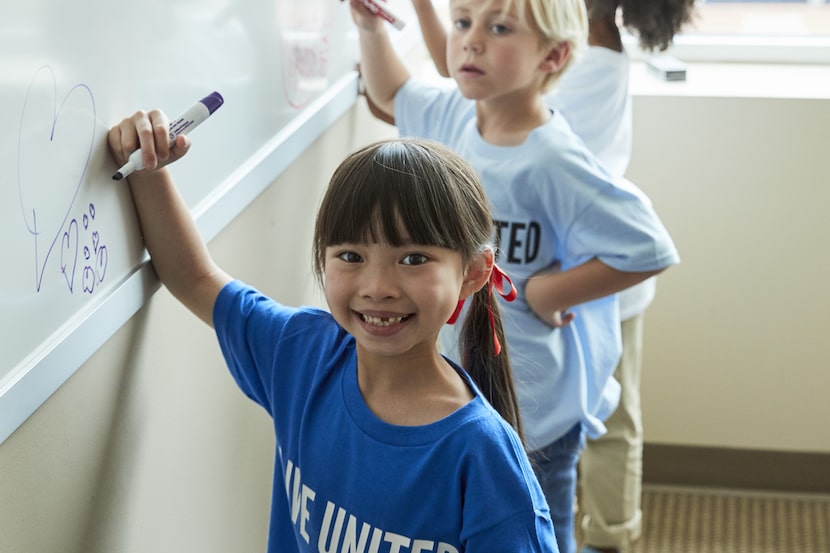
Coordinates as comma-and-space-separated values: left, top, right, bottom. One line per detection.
17, 65, 97, 292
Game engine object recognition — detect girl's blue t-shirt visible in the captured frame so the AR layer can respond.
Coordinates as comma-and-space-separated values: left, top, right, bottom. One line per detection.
213, 279, 559, 553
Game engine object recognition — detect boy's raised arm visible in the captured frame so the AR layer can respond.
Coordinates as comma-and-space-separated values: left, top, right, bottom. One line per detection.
108, 110, 232, 327
349, 0, 411, 119
412, 0, 450, 77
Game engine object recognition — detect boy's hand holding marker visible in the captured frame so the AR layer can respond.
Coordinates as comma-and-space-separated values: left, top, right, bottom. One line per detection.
345, 0, 406, 30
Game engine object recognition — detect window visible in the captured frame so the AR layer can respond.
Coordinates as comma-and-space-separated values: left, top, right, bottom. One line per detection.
625, 0, 830, 64
694, 0, 829, 37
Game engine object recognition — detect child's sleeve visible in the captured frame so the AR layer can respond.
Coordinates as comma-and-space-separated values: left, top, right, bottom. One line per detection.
459, 414, 561, 552
394, 79, 473, 142
465, 512, 560, 553
213, 280, 290, 412
566, 180, 680, 273
213, 280, 347, 422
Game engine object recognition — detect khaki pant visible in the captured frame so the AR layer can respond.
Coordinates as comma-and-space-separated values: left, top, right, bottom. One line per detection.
579, 314, 645, 550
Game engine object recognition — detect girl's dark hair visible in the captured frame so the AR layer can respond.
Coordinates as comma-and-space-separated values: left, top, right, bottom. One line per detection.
312, 138, 524, 441
588, 0, 697, 51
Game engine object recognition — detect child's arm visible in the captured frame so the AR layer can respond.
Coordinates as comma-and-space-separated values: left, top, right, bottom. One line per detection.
108, 109, 232, 327
349, 0, 412, 120
361, 0, 448, 126
412, 0, 450, 77
524, 258, 663, 327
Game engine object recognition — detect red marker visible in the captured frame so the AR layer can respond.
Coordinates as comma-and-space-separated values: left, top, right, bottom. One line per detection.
360, 0, 406, 30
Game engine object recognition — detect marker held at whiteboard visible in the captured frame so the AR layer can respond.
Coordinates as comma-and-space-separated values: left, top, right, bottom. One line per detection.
360, 0, 406, 30
112, 92, 224, 181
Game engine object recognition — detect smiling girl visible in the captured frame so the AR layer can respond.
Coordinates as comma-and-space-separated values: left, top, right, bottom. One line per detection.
107, 113, 559, 552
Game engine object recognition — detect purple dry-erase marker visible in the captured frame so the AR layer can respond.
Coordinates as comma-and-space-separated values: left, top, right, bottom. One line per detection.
112, 91, 224, 180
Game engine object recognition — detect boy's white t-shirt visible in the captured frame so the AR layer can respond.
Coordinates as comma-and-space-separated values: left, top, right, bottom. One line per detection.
547, 45, 632, 177
547, 46, 655, 321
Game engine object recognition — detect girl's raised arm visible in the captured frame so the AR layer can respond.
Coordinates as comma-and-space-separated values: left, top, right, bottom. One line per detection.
108, 110, 232, 326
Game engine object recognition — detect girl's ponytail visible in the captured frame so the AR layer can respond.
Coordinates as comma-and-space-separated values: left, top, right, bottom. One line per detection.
459, 282, 525, 445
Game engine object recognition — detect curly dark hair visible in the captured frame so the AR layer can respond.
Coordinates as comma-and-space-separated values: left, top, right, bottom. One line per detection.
587, 0, 697, 51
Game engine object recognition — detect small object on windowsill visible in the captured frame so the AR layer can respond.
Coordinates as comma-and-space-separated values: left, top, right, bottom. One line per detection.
647, 54, 687, 82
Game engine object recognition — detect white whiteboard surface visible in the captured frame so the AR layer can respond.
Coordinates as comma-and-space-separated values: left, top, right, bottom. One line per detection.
0, 0, 418, 444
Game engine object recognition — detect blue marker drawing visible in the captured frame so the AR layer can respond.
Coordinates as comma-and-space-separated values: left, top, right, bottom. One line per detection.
17, 65, 107, 294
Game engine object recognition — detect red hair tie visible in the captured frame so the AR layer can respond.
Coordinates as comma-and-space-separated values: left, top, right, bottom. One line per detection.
488, 264, 516, 356
446, 264, 517, 356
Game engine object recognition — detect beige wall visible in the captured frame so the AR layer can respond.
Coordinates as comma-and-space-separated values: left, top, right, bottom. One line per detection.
1, 62, 828, 552
628, 93, 830, 453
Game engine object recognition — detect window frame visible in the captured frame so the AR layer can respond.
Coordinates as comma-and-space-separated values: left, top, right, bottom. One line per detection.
623, 1, 830, 64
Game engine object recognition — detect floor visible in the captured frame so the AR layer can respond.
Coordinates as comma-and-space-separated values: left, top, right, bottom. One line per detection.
577, 485, 830, 553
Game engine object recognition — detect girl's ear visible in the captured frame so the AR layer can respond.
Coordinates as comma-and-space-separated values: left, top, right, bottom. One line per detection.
539, 41, 572, 74
460, 248, 495, 300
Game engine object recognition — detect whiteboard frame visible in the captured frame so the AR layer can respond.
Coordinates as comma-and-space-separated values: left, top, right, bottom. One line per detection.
0, 71, 360, 445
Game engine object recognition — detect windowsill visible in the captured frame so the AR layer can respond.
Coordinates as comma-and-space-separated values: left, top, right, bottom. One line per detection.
629, 60, 830, 100
625, 33, 830, 65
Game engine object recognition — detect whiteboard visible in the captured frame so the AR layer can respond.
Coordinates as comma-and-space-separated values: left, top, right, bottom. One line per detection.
0, 0, 418, 444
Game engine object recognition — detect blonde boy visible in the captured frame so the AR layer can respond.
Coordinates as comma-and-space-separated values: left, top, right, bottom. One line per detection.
349, 1, 679, 552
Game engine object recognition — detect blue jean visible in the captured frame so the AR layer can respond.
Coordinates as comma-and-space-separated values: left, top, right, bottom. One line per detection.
528, 424, 586, 553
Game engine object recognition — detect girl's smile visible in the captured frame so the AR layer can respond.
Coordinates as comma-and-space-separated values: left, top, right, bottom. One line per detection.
356, 310, 414, 334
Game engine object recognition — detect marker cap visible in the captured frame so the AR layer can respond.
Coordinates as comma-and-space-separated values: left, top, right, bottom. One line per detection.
200, 92, 224, 115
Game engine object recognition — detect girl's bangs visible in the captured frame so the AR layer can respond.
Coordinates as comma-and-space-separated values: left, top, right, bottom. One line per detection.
319, 143, 464, 250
